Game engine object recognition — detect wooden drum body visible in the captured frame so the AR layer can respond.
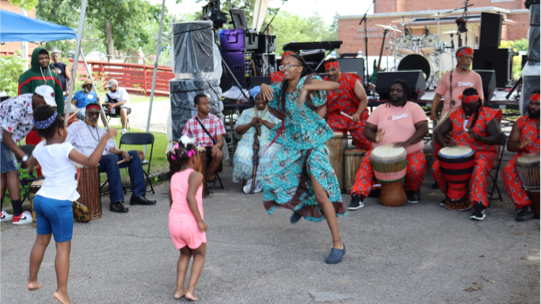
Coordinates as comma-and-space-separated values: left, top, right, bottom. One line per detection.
516, 153, 540, 216
344, 149, 365, 193
438, 146, 475, 211
77, 166, 102, 219
29, 180, 45, 228
197, 147, 208, 198
326, 132, 344, 191
371, 144, 407, 207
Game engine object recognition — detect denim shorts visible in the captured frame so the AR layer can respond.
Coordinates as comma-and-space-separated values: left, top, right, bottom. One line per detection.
1, 141, 19, 173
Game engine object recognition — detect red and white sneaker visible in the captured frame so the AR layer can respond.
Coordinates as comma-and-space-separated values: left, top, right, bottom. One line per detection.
0, 210, 13, 222
13, 211, 32, 225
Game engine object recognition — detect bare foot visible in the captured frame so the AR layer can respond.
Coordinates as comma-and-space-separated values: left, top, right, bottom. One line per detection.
185, 291, 198, 301
27, 281, 43, 291
53, 291, 71, 304
173, 288, 186, 299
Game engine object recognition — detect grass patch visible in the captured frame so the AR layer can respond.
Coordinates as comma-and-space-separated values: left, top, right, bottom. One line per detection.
130, 95, 169, 104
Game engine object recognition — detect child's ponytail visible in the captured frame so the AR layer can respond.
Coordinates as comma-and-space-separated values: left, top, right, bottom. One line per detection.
167, 135, 198, 179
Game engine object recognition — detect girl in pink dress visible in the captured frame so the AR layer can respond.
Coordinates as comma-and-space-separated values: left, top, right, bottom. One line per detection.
168, 137, 207, 301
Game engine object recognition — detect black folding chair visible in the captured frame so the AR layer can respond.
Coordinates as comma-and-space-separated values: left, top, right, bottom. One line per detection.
100, 133, 155, 195
16, 145, 44, 203
487, 132, 507, 206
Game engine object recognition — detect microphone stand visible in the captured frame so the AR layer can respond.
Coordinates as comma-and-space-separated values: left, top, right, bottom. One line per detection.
359, 0, 375, 91
262, 0, 287, 76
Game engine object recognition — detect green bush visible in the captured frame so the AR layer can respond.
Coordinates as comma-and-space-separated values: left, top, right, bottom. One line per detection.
0, 52, 26, 97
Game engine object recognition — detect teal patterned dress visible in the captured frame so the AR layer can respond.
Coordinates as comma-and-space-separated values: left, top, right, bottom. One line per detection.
232, 107, 281, 183
262, 75, 347, 222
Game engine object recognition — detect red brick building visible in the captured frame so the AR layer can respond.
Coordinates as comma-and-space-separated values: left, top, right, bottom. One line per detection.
337, 0, 530, 56
0, 0, 38, 54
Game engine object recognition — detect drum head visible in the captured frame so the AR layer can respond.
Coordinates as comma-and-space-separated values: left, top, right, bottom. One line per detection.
398, 54, 431, 80
439, 146, 474, 158
372, 144, 407, 162
420, 34, 439, 53
517, 153, 541, 166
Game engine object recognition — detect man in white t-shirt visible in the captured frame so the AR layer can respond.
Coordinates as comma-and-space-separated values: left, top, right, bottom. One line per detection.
103, 79, 131, 134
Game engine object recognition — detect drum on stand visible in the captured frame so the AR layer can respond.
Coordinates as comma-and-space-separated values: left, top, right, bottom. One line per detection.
371, 144, 407, 206
516, 153, 540, 216
29, 179, 45, 228
197, 146, 208, 198
438, 146, 475, 211
393, 34, 417, 57
77, 165, 102, 219
326, 132, 345, 191
344, 149, 366, 193
420, 34, 440, 54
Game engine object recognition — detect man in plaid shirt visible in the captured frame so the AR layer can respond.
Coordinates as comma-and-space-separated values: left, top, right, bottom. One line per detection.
182, 94, 226, 179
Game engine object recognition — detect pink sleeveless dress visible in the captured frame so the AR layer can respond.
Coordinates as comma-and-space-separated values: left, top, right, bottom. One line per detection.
169, 169, 206, 249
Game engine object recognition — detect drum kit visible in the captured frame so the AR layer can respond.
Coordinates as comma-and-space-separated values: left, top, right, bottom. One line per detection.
375, 18, 452, 89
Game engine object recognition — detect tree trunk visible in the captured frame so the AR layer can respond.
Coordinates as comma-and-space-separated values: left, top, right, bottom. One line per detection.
104, 20, 114, 62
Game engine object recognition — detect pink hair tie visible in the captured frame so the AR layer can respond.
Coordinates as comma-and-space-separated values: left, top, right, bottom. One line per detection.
187, 150, 196, 157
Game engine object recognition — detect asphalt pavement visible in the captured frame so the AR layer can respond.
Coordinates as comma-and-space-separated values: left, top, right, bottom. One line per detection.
1, 160, 539, 303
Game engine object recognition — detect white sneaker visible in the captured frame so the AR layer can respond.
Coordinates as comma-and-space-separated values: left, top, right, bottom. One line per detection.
121, 128, 127, 134
254, 182, 263, 193
243, 179, 253, 194
13, 211, 32, 225
0, 210, 13, 222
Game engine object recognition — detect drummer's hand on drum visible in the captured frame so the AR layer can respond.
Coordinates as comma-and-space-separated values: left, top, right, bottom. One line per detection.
260, 84, 274, 102
519, 137, 530, 149
393, 141, 409, 148
351, 113, 360, 122
375, 129, 385, 143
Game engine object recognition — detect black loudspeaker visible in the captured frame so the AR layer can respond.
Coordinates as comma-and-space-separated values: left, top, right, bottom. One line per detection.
172, 21, 214, 77
375, 71, 425, 100
473, 70, 496, 101
337, 58, 365, 81
473, 48, 513, 87
479, 12, 503, 49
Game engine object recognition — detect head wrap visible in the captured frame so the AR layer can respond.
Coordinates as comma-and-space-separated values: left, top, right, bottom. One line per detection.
531, 93, 540, 102
456, 47, 473, 57
281, 51, 293, 60
86, 103, 101, 111
459, 94, 480, 104
33, 111, 57, 129
325, 62, 339, 70
249, 86, 261, 100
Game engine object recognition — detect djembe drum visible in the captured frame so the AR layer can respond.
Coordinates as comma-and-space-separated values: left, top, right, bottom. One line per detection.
371, 144, 407, 206
197, 147, 208, 198
344, 149, 366, 193
438, 146, 476, 211
29, 179, 45, 228
516, 153, 540, 216
77, 165, 102, 219
326, 132, 344, 191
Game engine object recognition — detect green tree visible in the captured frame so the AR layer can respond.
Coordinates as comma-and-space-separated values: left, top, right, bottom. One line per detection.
37, 0, 169, 60
0, 51, 27, 97
7, 0, 38, 11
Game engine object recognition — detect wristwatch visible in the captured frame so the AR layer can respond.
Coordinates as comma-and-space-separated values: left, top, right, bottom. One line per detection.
22, 155, 29, 162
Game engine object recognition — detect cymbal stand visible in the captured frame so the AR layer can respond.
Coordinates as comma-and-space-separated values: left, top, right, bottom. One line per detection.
449, 33, 455, 69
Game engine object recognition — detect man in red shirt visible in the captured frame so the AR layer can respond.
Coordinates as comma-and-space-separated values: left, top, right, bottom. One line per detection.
322, 59, 371, 150
503, 91, 540, 221
432, 88, 502, 221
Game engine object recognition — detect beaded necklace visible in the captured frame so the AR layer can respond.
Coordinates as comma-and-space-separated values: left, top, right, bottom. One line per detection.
86, 123, 100, 142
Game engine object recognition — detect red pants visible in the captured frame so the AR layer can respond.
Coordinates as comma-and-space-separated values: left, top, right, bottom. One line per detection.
503, 154, 532, 209
432, 152, 495, 207
351, 150, 427, 196
328, 118, 371, 151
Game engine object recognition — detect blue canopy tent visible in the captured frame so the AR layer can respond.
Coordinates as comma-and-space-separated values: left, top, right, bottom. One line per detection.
0, 9, 77, 42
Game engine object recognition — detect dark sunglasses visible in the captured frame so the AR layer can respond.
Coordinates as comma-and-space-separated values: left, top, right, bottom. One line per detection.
86, 111, 100, 117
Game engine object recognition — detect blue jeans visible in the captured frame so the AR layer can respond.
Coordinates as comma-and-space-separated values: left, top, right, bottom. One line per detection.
99, 150, 146, 203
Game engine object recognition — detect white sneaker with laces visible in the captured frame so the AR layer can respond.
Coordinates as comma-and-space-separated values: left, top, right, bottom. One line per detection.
243, 179, 253, 194
121, 128, 127, 134
13, 211, 32, 225
0, 210, 13, 222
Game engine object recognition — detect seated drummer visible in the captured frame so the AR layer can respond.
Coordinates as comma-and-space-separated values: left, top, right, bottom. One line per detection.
503, 91, 540, 221
182, 94, 226, 180
432, 88, 502, 221
66, 103, 156, 213
349, 79, 429, 210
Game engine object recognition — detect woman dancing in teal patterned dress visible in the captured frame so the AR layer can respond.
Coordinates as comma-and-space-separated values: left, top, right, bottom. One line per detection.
260, 54, 347, 264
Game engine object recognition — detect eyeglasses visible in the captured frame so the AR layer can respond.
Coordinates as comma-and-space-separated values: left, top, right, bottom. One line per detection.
86, 111, 100, 117
279, 64, 302, 71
